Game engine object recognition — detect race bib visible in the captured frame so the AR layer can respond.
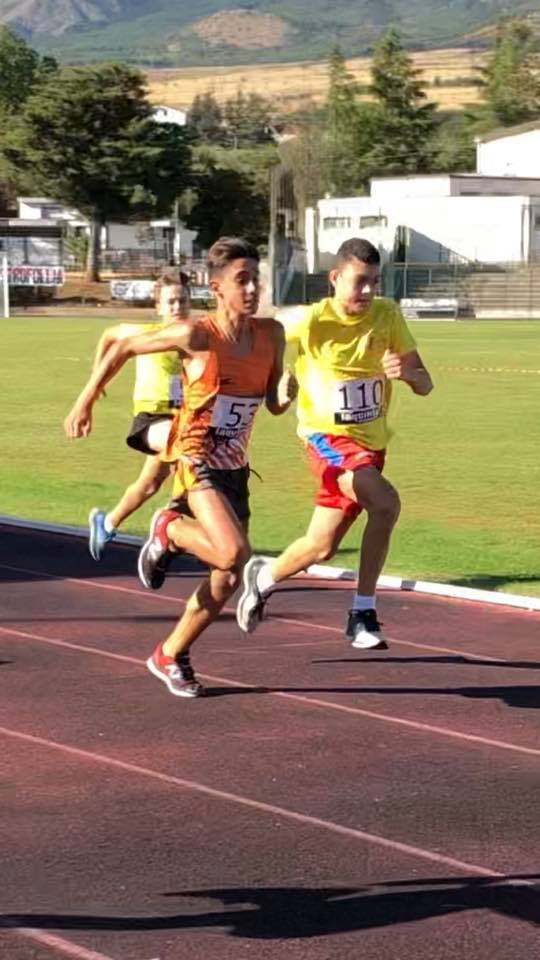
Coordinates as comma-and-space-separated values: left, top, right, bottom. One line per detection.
211, 394, 263, 439
332, 377, 384, 425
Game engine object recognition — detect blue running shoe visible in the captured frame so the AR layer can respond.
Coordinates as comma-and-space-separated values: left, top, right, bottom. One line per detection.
88, 508, 116, 561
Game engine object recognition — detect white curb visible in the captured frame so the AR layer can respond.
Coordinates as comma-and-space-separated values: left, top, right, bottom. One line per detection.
2, 514, 540, 614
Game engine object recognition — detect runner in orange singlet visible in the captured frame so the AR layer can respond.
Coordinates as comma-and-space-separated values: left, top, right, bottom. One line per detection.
64, 237, 297, 698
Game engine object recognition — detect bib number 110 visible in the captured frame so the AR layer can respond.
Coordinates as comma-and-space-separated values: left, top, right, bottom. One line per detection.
333, 377, 384, 425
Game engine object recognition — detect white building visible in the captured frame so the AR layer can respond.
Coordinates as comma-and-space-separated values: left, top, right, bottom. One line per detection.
17, 197, 198, 260
153, 105, 188, 126
476, 121, 540, 177
306, 173, 540, 271
304, 121, 540, 271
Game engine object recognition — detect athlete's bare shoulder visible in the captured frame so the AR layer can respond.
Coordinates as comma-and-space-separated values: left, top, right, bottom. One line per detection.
187, 317, 211, 352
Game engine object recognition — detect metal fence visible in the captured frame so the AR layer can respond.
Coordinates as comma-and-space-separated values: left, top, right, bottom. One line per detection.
273, 256, 540, 318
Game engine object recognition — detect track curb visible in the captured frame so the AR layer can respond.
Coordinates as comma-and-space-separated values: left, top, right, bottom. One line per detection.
2, 514, 539, 613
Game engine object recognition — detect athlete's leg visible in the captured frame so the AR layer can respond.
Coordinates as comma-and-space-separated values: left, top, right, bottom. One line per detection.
237, 507, 355, 633
89, 452, 173, 562
338, 466, 400, 596
273, 506, 354, 577
147, 514, 250, 697
108, 456, 172, 529
167, 487, 249, 571
337, 466, 400, 650
145, 418, 173, 454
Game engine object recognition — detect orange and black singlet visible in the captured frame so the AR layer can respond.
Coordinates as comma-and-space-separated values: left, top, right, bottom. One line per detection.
163, 315, 278, 494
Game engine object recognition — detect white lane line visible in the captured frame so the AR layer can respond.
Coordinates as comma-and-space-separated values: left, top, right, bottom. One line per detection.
1, 624, 539, 758
0, 562, 520, 665
0, 723, 508, 881
8, 927, 117, 960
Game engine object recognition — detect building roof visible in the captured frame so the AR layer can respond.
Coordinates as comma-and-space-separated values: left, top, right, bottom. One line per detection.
476, 120, 540, 144
18, 197, 58, 204
371, 173, 540, 182
0, 218, 63, 236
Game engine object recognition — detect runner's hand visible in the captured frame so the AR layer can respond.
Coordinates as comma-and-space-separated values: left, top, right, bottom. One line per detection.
64, 403, 93, 439
277, 366, 298, 406
382, 350, 404, 380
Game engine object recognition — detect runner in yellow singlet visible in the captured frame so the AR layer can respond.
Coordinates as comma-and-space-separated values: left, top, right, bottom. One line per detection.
83, 267, 190, 560
237, 237, 434, 650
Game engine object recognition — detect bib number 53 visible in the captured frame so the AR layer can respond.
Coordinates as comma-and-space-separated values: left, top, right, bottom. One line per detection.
212, 395, 262, 437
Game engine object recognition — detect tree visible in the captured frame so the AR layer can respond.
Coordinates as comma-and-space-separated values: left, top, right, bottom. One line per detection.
2, 63, 191, 280
0, 27, 57, 114
185, 143, 278, 249
481, 18, 540, 126
430, 112, 477, 173
368, 28, 437, 175
223, 89, 272, 148
187, 92, 224, 143
321, 46, 365, 195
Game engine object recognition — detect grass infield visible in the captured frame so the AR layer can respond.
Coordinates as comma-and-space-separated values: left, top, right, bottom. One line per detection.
4, 315, 540, 597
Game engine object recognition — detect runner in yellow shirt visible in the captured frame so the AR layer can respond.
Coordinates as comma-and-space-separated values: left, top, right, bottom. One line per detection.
84, 267, 190, 560
237, 237, 433, 649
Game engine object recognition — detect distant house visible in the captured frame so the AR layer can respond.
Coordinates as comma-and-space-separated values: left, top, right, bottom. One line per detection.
153, 105, 188, 126
16, 197, 198, 262
1, 211, 64, 293
476, 121, 540, 178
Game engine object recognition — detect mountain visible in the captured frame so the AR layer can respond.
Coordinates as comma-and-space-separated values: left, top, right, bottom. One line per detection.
1, 0, 539, 66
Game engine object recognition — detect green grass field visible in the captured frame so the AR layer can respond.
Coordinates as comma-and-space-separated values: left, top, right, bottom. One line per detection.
4, 315, 540, 597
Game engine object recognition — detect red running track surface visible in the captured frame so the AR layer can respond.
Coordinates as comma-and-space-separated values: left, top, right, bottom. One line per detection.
0, 525, 539, 960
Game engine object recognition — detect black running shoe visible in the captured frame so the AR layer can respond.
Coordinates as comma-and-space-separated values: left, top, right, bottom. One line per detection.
346, 609, 388, 650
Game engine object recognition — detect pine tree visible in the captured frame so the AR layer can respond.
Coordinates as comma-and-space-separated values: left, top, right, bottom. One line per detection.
482, 18, 540, 126
0, 26, 57, 114
187, 92, 223, 143
223, 89, 272, 148
368, 28, 436, 175
321, 46, 372, 195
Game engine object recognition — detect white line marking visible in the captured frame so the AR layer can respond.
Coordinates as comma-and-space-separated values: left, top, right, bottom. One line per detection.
1, 625, 539, 758
10, 927, 116, 960
0, 562, 521, 664
0, 723, 508, 880
2, 515, 540, 611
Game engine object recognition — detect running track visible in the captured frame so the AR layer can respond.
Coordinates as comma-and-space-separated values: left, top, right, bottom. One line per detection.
1, 524, 539, 960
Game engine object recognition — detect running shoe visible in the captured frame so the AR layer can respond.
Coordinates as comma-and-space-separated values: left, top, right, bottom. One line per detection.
138, 508, 179, 590
346, 609, 388, 650
146, 643, 203, 697
88, 508, 116, 561
236, 555, 269, 633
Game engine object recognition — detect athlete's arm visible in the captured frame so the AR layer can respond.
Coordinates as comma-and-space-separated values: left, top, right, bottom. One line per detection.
91, 324, 136, 398
64, 321, 207, 439
383, 349, 433, 396
264, 321, 298, 415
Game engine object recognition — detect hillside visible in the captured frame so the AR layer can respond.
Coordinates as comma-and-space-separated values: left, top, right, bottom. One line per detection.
146, 47, 487, 113
1, 0, 539, 66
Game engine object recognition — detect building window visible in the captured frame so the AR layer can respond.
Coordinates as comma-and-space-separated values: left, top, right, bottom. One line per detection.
41, 205, 63, 219
534, 214, 540, 228
323, 217, 352, 230
359, 215, 387, 228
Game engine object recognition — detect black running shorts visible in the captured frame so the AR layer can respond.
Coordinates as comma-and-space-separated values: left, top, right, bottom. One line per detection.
125, 412, 174, 456
169, 465, 251, 522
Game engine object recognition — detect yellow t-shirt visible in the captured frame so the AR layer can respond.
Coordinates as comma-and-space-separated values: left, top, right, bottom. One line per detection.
117, 322, 182, 416
284, 297, 416, 450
